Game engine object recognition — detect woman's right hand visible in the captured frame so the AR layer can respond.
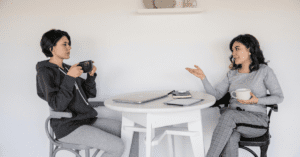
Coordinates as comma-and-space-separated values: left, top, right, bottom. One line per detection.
185, 65, 206, 80
67, 63, 83, 78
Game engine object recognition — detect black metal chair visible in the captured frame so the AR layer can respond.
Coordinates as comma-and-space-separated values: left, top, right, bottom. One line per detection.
210, 92, 278, 157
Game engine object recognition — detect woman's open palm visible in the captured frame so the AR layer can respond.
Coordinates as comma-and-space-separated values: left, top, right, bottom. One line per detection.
186, 65, 206, 80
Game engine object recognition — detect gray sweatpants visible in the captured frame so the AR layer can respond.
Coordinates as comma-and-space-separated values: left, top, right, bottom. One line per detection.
59, 118, 124, 157
206, 108, 269, 157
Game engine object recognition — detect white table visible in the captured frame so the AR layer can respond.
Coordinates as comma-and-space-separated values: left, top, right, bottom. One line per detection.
104, 90, 216, 157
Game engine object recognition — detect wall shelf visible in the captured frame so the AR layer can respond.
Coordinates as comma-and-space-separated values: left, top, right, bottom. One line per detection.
137, 8, 203, 14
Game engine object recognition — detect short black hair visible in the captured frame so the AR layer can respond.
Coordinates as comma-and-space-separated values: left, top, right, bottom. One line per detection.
40, 29, 71, 57
229, 34, 268, 72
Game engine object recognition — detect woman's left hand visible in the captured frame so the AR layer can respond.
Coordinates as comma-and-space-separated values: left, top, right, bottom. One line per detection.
88, 61, 97, 76
237, 92, 259, 104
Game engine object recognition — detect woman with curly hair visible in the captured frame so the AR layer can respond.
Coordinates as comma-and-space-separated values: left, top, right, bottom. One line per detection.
186, 34, 284, 157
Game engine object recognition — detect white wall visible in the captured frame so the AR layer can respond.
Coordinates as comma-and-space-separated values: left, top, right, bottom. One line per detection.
1, 0, 300, 156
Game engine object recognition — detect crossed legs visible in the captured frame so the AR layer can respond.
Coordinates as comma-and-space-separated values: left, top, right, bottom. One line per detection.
206, 109, 268, 157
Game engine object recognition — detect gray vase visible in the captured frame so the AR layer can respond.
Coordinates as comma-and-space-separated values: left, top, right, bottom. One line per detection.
154, 0, 176, 8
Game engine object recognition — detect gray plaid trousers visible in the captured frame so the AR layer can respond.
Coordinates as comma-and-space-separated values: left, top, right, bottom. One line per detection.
206, 108, 269, 157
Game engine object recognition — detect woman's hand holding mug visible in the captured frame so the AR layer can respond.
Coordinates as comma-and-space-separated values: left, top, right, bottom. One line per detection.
67, 63, 83, 78
185, 65, 206, 80
237, 92, 259, 104
231, 89, 259, 104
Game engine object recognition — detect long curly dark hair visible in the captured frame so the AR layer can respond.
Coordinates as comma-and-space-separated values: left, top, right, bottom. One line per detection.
229, 34, 268, 72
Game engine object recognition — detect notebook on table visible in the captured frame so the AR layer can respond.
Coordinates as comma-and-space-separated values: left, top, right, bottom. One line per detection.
164, 98, 204, 106
113, 90, 174, 104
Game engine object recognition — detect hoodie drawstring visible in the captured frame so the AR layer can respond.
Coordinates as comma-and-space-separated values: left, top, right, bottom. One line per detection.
58, 67, 90, 106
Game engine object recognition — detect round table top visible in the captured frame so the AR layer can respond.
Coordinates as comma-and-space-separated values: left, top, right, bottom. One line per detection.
104, 90, 216, 113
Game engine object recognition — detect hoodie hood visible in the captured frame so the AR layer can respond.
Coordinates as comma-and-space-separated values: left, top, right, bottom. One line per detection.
36, 59, 70, 72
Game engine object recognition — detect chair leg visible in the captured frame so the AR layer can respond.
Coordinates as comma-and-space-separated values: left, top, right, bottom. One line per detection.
260, 144, 269, 157
49, 142, 54, 157
49, 127, 54, 157
239, 146, 258, 157
52, 148, 81, 157
85, 149, 90, 157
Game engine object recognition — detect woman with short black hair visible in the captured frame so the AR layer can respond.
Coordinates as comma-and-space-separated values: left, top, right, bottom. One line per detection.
37, 29, 124, 157
186, 34, 284, 157
40, 29, 71, 58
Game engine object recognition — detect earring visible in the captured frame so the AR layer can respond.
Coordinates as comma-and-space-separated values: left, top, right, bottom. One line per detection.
243, 57, 244, 58
249, 53, 251, 55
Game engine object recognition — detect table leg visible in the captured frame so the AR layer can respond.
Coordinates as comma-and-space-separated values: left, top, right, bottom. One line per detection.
167, 135, 174, 157
121, 116, 135, 157
188, 116, 205, 157
146, 120, 153, 157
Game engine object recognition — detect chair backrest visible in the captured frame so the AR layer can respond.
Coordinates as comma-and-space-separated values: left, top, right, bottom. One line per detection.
45, 109, 73, 146
45, 116, 61, 146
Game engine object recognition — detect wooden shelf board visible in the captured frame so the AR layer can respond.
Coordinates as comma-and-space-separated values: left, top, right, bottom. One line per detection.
137, 8, 203, 14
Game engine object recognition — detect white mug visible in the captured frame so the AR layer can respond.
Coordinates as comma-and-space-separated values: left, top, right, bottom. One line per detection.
230, 88, 251, 100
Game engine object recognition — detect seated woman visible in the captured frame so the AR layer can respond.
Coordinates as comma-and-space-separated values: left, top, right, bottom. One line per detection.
36, 29, 124, 157
186, 34, 284, 157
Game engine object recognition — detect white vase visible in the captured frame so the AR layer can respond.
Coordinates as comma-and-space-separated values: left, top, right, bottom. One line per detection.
183, 0, 197, 8
175, 0, 183, 8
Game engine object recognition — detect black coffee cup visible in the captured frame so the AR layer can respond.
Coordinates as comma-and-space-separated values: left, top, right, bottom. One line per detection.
78, 60, 93, 73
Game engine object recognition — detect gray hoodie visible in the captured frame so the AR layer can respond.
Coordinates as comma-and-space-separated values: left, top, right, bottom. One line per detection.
36, 59, 98, 139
